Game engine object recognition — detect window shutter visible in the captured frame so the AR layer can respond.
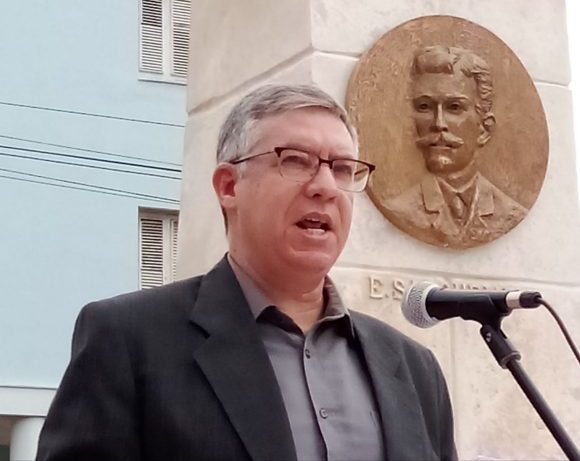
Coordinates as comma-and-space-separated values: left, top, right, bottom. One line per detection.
170, 0, 190, 78
139, 218, 164, 288
170, 217, 179, 281
140, 0, 164, 74
139, 211, 179, 289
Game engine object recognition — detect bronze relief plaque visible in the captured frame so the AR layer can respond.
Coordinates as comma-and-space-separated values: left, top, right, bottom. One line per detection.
347, 16, 548, 249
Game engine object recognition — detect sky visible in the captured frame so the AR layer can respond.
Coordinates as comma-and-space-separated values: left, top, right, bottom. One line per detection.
566, 0, 579, 194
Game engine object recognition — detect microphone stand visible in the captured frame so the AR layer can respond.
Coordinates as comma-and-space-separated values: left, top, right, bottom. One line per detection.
480, 318, 579, 461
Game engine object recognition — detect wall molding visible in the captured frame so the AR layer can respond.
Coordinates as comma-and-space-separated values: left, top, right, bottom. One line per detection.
0, 387, 56, 416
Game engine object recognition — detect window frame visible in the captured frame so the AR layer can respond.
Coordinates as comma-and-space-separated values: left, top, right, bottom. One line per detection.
138, 0, 190, 85
138, 207, 180, 289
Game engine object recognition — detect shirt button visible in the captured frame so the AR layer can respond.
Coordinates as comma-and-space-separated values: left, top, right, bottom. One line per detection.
319, 408, 328, 419
304, 348, 311, 358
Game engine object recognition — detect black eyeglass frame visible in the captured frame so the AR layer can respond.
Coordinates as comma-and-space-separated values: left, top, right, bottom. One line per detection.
229, 147, 376, 192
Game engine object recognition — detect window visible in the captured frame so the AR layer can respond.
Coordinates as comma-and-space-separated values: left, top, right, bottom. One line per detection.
139, 209, 179, 288
139, 0, 191, 83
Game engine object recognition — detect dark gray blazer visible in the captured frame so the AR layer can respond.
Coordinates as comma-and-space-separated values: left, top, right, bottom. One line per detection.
37, 257, 457, 461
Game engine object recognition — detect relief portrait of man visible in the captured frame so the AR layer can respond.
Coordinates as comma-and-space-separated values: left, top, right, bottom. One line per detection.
385, 45, 528, 248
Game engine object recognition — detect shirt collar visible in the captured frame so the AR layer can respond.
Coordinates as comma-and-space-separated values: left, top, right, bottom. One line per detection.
228, 254, 355, 338
436, 174, 477, 209
228, 253, 272, 319
423, 172, 493, 217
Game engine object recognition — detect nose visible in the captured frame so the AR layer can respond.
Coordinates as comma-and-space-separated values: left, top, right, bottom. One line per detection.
432, 104, 448, 132
304, 163, 340, 200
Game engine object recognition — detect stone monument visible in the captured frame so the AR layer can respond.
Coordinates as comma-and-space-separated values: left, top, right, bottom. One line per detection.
178, 2, 579, 459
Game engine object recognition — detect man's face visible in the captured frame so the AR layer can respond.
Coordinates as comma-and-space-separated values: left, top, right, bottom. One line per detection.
412, 71, 486, 176
223, 107, 356, 279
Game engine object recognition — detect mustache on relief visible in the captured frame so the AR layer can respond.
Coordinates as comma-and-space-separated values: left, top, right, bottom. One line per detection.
416, 132, 465, 148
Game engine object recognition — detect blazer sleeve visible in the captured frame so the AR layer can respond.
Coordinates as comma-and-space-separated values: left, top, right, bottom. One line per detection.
36, 301, 141, 461
428, 350, 458, 461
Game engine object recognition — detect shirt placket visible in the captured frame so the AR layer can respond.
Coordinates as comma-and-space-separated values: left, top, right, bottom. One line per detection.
302, 326, 336, 459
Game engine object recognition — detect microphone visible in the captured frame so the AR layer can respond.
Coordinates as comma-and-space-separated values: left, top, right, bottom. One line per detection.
401, 281, 542, 328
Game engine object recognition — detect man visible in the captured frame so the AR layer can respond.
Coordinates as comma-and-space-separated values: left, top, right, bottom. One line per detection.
386, 46, 527, 248
37, 84, 456, 460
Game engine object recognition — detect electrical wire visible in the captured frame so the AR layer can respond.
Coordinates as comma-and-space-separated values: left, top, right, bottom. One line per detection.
0, 144, 181, 173
0, 100, 185, 128
0, 167, 179, 204
538, 298, 580, 366
0, 174, 178, 205
0, 151, 180, 180
0, 134, 182, 167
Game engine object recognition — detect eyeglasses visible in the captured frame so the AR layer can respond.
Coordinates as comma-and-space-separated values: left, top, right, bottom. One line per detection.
230, 147, 376, 192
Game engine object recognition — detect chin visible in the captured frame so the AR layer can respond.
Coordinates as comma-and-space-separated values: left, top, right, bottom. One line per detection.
424, 152, 451, 170
426, 160, 462, 176
287, 249, 337, 274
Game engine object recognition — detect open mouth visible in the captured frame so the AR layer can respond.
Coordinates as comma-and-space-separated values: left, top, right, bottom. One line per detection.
295, 213, 332, 235
296, 218, 330, 232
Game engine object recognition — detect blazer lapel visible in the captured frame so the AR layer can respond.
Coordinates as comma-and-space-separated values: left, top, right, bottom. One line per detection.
421, 177, 460, 238
353, 317, 435, 461
190, 257, 296, 461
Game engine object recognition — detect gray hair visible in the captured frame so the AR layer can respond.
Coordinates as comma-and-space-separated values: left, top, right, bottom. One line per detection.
413, 46, 495, 131
216, 84, 358, 163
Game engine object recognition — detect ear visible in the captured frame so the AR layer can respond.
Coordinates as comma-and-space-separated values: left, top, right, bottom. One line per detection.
212, 163, 239, 210
477, 113, 496, 147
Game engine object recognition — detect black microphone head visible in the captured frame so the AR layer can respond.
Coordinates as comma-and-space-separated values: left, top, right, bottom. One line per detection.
401, 281, 440, 328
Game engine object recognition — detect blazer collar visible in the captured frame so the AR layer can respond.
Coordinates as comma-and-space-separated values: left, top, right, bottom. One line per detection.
189, 256, 297, 461
352, 314, 436, 461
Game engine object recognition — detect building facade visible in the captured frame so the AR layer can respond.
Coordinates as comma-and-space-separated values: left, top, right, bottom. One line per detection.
0, 1, 188, 458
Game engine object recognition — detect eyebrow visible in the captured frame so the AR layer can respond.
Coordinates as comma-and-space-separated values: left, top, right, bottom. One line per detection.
413, 94, 472, 101
281, 143, 357, 160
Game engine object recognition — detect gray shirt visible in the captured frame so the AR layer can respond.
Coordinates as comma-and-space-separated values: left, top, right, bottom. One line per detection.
229, 256, 384, 461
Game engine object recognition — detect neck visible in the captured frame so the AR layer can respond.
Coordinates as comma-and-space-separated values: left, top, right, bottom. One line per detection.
275, 291, 325, 333
229, 252, 326, 332
437, 163, 478, 191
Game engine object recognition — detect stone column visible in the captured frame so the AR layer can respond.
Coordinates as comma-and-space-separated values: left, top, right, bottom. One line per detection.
10, 417, 44, 461
178, 1, 579, 458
